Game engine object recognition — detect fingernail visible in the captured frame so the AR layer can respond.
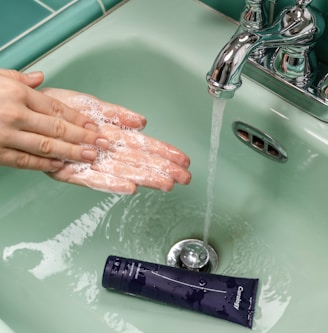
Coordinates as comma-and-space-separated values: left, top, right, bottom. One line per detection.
82, 149, 97, 161
183, 156, 191, 168
182, 171, 192, 184
26, 71, 43, 79
85, 122, 98, 132
50, 159, 64, 169
95, 138, 109, 149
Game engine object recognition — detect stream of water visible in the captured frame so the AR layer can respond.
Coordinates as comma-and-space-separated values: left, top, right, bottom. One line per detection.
203, 98, 226, 247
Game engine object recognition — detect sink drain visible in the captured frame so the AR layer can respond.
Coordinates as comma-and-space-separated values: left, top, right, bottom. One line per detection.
166, 239, 219, 273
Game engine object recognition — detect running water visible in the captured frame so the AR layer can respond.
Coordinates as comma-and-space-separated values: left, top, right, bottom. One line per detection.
203, 98, 226, 247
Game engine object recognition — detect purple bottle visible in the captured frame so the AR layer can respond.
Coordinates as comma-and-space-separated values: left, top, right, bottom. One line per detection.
102, 255, 258, 328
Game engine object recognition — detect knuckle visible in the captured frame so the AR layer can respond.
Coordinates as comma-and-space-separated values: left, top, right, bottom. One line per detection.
0, 69, 21, 82
50, 99, 64, 118
8, 70, 23, 82
1, 106, 23, 125
15, 153, 30, 169
39, 136, 53, 155
3, 80, 26, 101
52, 118, 67, 138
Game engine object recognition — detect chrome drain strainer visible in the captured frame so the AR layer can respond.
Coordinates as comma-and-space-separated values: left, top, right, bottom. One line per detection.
166, 239, 219, 273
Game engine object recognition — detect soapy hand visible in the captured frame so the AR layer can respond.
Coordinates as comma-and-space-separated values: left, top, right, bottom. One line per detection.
41, 88, 191, 194
0, 69, 110, 171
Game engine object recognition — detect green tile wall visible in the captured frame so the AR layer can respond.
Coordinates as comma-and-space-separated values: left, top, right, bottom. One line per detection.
0, 0, 123, 69
101, 0, 123, 10
40, 0, 76, 11
0, 0, 50, 48
0, 0, 80, 50
201, 0, 328, 66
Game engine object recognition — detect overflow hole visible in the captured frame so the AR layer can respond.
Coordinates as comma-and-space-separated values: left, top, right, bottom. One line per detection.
267, 144, 280, 157
237, 129, 249, 142
233, 121, 288, 163
252, 136, 265, 150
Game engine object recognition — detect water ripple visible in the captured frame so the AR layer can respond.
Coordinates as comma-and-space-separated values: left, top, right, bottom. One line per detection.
3, 194, 122, 280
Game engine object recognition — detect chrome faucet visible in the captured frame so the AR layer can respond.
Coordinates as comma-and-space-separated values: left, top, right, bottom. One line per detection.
206, 0, 328, 120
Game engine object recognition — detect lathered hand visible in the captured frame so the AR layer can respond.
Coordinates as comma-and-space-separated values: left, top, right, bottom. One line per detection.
0, 70, 108, 171
41, 88, 191, 194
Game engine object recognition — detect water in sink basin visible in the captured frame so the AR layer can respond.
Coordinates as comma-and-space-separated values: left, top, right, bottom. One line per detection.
2, 181, 293, 330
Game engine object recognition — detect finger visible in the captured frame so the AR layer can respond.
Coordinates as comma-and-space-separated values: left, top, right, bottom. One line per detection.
94, 159, 175, 192
25, 88, 99, 131
5, 130, 98, 163
16, 106, 110, 149
0, 69, 44, 88
41, 88, 147, 130
100, 103, 147, 130
47, 164, 137, 194
102, 125, 190, 168
107, 147, 191, 185
0, 147, 64, 171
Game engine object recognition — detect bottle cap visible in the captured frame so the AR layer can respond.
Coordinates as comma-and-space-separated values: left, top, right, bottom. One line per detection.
102, 256, 125, 289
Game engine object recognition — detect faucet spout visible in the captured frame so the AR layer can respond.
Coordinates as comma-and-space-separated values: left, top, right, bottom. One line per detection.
207, 31, 260, 99
207, 0, 324, 99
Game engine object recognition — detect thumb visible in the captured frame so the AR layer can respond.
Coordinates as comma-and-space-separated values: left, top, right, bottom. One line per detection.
0, 69, 44, 88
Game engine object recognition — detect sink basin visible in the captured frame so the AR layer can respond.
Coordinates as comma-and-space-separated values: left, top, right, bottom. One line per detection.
1, 0, 328, 332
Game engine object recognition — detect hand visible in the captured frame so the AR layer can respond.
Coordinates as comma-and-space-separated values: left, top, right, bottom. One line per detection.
41, 88, 191, 194
0, 69, 110, 171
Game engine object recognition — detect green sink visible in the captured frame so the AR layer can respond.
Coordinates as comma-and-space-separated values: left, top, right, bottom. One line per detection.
1, 0, 328, 332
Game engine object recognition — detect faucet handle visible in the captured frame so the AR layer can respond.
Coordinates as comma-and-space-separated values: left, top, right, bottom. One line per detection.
269, 0, 325, 88
240, 0, 266, 31
296, 0, 313, 6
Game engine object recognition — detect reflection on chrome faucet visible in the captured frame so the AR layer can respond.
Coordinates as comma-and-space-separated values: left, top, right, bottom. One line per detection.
206, 0, 328, 120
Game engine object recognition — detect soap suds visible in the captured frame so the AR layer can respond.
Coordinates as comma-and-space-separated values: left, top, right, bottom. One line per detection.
67, 96, 170, 190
